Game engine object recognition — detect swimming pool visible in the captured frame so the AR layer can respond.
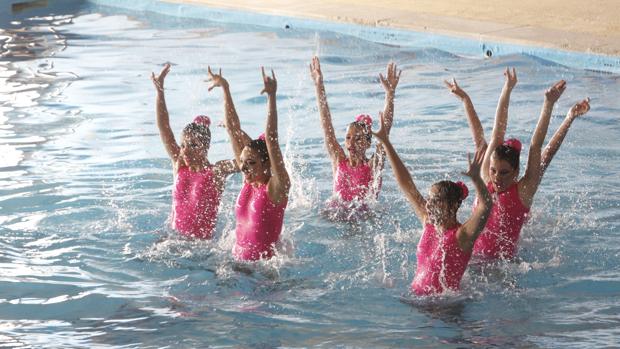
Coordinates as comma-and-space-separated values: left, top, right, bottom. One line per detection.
1, 1, 619, 347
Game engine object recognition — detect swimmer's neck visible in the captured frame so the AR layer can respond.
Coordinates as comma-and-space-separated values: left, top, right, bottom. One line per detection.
346, 153, 368, 167
248, 173, 271, 187
429, 216, 459, 233
183, 158, 210, 172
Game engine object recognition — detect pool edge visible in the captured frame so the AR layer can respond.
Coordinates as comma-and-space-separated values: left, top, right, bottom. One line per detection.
85, 0, 620, 74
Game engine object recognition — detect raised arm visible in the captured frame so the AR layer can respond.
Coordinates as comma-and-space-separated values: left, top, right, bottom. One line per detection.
372, 112, 427, 223
207, 67, 252, 167
482, 68, 517, 183
151, 63, 180, 163
213, 159, 239, 180
540, 98, 590, 174
379, 62, 401, 136
444, 78, 487, 151
457, 147, 493, 251
519, 80, 566, 207
310, 56, 345, 164
261, 68, 290, 204
372, 62, 401, 171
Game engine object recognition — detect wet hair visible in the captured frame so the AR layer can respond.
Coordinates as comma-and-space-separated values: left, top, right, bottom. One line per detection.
348, 121, 372, 142
246, 139, 269, 163
433, 180, 467, 208
493, 144, 520, 170
182, 122, 211, 149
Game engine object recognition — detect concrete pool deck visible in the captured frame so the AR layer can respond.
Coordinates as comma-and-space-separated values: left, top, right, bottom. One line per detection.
167, 0, 620, 57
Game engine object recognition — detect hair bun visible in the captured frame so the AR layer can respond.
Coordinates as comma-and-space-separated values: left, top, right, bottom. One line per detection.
455, 181, 469, 201
257, 133, 266, 141
503, 138, 522, 153
355, 114, 373, 127
193, 115, 211, 127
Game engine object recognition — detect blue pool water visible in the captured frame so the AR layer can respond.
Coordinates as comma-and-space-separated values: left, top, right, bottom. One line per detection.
1, 1, 619, 348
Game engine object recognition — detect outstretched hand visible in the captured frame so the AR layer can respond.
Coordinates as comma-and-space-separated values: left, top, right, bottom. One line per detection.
206, 66, 228, 91
444, 78, 468, 100
309, 56, 323, 86
544, 80, 567, 103
151, 63, 171, 92
260, 67, 277, 95
568, 97, 590, 118
372, 111, 389, 144
461, 146, 486, 180
380, 62, 401, 93
504, 67, 517, 90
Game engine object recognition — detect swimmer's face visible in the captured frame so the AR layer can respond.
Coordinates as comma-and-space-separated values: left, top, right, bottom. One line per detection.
425, 184, 456, 225
240, 147, 270, 183
489, 155, 518, 192
345, 124, 371, 157
180, 132, 207, 166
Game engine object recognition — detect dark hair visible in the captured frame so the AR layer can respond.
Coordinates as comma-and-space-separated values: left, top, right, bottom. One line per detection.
182, 122, 211, 149
247, 139, 269, 163
348, 121, 372, 142
493, 144, 520, 170
433, 180, 465, 207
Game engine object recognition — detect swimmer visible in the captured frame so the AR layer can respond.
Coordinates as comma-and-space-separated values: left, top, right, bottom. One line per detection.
373, 113, 493, 296
207, 66, 290, 261
445, 69, 591, 259
151, 63, 238, 239
309, 56, 400, 209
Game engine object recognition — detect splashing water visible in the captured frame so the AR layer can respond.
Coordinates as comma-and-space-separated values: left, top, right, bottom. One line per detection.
1, 2, 620, 348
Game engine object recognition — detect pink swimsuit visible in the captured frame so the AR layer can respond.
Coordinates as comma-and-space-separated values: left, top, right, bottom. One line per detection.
473, 182, 530, 259
333, 159, 373, 201
411, 224, 471, 296
172, 166, 222, 239
234, 182, 287, 261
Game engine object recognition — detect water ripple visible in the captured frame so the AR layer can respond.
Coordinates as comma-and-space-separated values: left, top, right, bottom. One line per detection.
0, 2, 619, 348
